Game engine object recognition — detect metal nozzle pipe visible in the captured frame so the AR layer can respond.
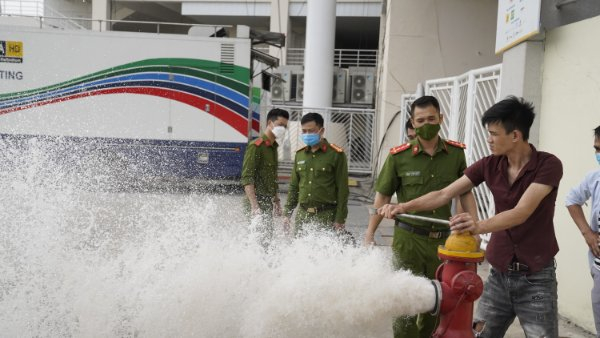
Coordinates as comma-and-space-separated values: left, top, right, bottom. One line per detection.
367, 207, 450, 225
430, 280, 442, 316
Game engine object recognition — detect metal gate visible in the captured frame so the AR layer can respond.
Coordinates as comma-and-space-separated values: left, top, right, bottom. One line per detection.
267, 105, 375, 174
399, 64, 502, 247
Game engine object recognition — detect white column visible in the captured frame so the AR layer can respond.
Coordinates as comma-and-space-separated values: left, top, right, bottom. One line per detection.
91, 0, 109, 31
498, 41, 544, 147
303, 0, 336, 110
270, 0, 289, 65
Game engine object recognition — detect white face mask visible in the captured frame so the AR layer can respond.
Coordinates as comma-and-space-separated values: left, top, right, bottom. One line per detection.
272, 125, 286, 139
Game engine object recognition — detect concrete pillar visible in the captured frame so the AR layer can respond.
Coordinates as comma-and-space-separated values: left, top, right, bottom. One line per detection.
303, 0, 335, 110
270, 0, 289, 65
498, 40, 544, 147
91, 0, 110, 31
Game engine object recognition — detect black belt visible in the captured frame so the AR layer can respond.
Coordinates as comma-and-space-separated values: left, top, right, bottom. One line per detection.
395, 221, 450, 239
300, 204, 337, 214
507, 261, 529, 272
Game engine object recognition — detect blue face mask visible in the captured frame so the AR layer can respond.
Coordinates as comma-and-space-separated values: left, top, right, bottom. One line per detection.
302, 133, 321, 146
596, 153, 600, 165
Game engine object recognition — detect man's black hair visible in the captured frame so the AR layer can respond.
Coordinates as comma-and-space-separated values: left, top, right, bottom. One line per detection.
594, 125, 600, 139
410, 95, 440, 117
266, 108, 289, 122
301, 112, 324, 128
405, 119, 414, 132
481, 96, 535, 140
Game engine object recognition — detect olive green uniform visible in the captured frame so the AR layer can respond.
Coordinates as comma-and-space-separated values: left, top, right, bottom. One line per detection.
241, 134, 280, 245
284, 138, 349, 233
376, 137, 467, 338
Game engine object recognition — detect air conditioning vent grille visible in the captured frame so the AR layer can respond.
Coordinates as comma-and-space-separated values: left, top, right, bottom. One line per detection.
220, 43, 235, 74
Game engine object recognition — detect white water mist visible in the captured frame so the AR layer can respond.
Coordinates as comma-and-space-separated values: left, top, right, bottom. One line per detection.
0, 138, 436, 337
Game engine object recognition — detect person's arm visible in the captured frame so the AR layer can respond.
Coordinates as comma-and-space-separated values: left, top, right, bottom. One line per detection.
365, 153, 398, 245
273, 195, 282, 217
364, 192, 392, 245
450, 182, 553, 235
284, 155, 300, 218
282, 158, 300, 235
458, 191, 478, 222
333, 152, 349, 229
454, 191, 481, 244
379, 175, 475, 219
244, 185, 260, 213
565, 174, 598, 255
567, 204, 600, 257
241, 143, 260, 213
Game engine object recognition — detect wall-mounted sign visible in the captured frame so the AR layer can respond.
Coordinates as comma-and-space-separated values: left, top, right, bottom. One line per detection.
495, 0, 542, 54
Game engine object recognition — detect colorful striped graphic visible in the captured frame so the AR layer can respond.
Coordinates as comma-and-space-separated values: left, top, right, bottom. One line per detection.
0, 58, 260, 135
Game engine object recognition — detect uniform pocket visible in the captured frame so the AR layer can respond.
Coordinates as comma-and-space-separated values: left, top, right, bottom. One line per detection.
315, 164, 333, 176
402, 175, 423, 186
296, 164, 306, 172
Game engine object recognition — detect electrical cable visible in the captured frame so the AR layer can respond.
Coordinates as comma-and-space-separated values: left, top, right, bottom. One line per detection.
372, 108, 403, 179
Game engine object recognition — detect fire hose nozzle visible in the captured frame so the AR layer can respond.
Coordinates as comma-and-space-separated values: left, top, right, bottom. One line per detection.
430, 280, 442, 316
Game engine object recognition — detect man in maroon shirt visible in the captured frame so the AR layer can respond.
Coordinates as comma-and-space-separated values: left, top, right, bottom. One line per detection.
379, 96, 563, 338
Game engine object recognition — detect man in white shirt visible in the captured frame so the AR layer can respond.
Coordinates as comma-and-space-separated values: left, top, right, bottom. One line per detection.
566, 125, 600, 335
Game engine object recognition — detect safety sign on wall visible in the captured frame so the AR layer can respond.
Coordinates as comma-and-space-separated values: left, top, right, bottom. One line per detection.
495, 0, 541, 54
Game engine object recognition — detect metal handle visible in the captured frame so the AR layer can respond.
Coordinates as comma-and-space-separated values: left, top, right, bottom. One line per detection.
367, 207, 450, 225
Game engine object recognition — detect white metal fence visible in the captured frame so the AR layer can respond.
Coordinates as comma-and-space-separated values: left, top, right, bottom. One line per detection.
287, 48, 378, 68
0, 0, 42, 16
1, 1, 89, 30
400, 64, 502, 247
269, 105, 375, 174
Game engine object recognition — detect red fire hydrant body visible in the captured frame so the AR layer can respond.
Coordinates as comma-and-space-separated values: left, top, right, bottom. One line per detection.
432, 236, 485, 338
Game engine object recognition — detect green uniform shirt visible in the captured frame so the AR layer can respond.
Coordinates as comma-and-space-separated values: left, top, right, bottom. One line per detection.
376, 137, 467, 230
240, 134, 279, 198
284, 138, 349, 224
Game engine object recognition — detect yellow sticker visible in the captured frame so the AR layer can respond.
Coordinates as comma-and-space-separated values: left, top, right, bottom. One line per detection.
6, 41, 23, 58
1, 41, 23, 63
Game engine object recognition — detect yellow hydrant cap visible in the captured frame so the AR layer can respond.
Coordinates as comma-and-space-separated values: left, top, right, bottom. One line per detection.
444, 233, 478, 252
438, 233, 485, 259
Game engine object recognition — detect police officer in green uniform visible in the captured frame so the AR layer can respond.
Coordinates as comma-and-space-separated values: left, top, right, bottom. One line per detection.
364, 96, 477, 338
284, 112, 349, 234
241, 108, 289, 247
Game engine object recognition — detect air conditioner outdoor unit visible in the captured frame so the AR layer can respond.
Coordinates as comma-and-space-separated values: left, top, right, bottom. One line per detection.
295, 71, 305, 102
271, 68, 292, 102
332, 68, 349, 104
349, 66, 376, 104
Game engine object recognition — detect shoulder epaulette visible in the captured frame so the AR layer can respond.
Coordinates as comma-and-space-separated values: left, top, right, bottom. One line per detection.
330, 143, 344, 153
254, 138, 273, 147
296, 146, 307, 152
390, 143, 411, 155
445, 139, 466, 149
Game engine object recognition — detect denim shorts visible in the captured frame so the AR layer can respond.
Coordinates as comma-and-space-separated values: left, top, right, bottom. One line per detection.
473, 262, 558, 338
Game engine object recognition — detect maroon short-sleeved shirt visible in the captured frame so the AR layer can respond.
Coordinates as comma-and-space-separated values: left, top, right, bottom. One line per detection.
464, 145, 563, 273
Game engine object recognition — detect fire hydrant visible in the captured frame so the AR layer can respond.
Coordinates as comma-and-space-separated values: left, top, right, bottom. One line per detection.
430, 233, 485, 338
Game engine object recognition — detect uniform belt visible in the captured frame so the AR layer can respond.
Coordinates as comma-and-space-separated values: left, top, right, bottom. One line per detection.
507, 261, 529, 272
395, 221, 450, 239
300, 204, 337, 214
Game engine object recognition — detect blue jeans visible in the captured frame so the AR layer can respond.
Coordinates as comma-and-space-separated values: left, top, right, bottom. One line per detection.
591, 268, 600, 337
473, 262, 558, 338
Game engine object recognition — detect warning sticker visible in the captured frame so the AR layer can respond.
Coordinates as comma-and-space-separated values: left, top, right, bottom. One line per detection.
0, 41, 23, 63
